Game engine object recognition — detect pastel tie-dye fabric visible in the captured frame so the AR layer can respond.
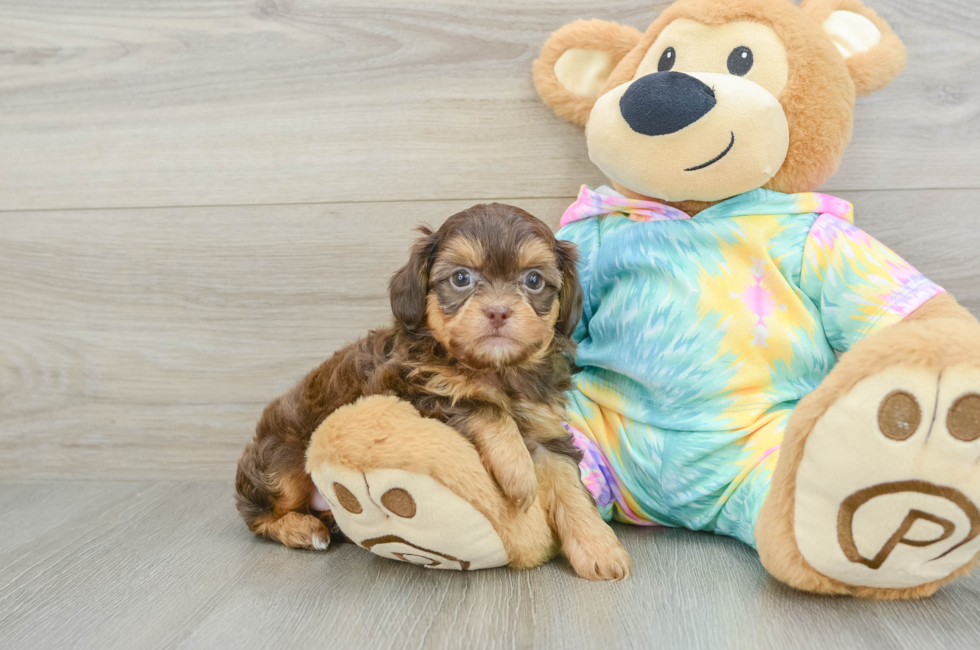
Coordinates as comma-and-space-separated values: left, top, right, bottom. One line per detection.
562, 185, 943, 547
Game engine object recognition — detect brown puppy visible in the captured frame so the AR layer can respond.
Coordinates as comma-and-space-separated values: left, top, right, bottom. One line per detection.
235, 203, 629, 579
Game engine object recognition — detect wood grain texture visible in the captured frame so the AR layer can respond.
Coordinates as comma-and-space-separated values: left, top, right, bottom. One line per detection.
0, 0, 978, 211
1, 190, 978, 481
2, 2, 980, 645
0, 197, 561, 480
1, 481, 978, 650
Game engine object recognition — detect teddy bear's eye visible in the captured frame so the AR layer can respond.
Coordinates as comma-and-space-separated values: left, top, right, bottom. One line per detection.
727, 46, 753, 76
657, 47, 676, 72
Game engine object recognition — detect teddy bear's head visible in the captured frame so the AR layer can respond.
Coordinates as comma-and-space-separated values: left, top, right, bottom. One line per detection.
533, 0, 906, 209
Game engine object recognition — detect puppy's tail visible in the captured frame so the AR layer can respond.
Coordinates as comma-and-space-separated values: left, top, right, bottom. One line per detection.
234, 387, 332, 548
234, 435, 279, 531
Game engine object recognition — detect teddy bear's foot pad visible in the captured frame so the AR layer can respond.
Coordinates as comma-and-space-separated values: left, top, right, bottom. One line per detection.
313, 464, 509, 571
794, 366, 980, 589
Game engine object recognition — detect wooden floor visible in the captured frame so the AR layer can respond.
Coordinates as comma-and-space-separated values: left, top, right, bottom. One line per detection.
2, 1, 980, 648
1, 481, 979, 650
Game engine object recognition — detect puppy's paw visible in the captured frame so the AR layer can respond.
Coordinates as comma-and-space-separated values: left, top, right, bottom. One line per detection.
266, 512, 332, 550
564, 526, 631, 581
488, 454, 538, 511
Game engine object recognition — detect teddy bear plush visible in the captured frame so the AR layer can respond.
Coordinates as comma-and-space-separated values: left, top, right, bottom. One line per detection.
306, 0, 980, 598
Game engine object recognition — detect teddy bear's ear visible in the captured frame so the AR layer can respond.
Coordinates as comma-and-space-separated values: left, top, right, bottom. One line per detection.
801, 0, 906, 96
533, 19, 643, 127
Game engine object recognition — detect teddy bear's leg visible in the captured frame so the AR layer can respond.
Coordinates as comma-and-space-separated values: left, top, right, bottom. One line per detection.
756, 301, 980, 598
305, 395, 557, 571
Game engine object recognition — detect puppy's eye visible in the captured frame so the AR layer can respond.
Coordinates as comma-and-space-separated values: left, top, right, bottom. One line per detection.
524, 271, 544, 292
451, 269, 472, 289
658, 47, 676, 72
727, 46, 753, 76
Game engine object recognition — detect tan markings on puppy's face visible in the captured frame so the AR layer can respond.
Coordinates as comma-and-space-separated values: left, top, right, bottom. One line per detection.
425, 230, 563, 369
586, 19, 790, 202
445, 236, 485, 272
516, 238, 557, 274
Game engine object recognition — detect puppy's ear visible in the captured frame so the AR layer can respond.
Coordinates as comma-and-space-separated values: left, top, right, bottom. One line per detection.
554, 239, 584, 339
533, 19, 643, 127
389, 226, 440, 334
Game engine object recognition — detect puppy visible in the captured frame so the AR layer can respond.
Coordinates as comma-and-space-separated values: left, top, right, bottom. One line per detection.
235, 203, 630, 580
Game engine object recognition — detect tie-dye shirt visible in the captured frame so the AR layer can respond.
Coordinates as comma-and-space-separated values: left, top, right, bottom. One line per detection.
560, 186, 943, 545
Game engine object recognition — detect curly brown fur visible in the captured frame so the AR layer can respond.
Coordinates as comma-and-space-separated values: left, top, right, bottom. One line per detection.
236, 203, 592, 553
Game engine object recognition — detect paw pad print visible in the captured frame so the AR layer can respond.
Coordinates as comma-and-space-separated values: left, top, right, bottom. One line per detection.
307, 464, 509, 571
795, 366, 980, 589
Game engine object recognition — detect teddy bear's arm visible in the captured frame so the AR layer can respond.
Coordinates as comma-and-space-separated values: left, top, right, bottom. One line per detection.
798, 213, 945, 353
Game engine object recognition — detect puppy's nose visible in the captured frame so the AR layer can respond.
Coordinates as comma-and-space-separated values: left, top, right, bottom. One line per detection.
619, 71, 716, 136
485, 305, 512, 329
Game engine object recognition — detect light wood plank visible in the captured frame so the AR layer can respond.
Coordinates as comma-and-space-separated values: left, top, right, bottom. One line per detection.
0, 1, 978, 211
0, 197, 571, 480
1, 190, 979, 480
1, 481, 978, 650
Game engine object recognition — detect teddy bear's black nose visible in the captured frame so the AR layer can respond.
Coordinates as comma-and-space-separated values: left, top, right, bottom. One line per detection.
619, 71, 716, 136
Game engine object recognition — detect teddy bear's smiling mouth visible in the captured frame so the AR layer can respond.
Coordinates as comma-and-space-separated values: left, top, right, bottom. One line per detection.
684, 131, 735, 172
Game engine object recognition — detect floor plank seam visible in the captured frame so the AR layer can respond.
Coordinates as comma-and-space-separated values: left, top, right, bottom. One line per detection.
4, 186, 980, 215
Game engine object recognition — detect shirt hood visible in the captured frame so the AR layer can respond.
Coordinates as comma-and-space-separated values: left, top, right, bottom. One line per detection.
560, 186, 854, 229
